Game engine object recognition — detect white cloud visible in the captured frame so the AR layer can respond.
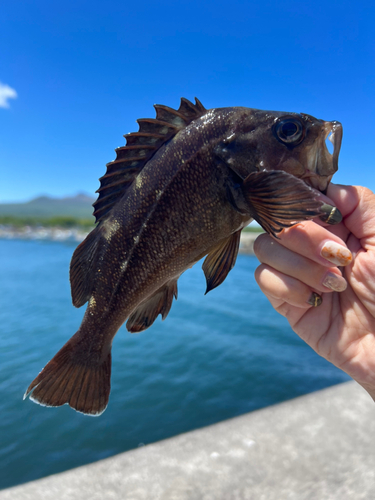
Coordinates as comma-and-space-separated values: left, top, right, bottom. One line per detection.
0, 82, 17, 108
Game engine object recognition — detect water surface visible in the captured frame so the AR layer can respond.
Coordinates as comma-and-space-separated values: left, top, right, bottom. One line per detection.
0, 239, 349, 489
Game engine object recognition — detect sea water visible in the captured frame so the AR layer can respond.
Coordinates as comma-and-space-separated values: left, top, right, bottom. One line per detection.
0, 239, 349, 489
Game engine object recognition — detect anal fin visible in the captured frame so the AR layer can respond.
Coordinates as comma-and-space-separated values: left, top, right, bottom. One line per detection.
202, 230, 241, 294
240, 170, 324, 238
126, 280, 178, 333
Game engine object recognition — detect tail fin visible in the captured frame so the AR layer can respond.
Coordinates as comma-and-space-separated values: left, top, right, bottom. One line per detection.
24, 335, 111, 416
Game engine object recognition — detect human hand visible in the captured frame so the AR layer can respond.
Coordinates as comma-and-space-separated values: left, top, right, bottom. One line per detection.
254, 183, 375, 400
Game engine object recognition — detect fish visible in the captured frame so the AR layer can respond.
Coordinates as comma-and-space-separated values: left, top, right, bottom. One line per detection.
24, 98, 343, 416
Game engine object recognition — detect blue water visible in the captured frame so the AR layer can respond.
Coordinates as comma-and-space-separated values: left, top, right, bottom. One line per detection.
0, 239, 349, 489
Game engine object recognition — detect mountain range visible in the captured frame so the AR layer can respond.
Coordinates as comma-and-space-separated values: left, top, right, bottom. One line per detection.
0, 193, 96, 219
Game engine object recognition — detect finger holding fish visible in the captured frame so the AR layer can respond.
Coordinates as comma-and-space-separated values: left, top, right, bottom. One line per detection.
255, 265, 323, 312
266, 220, 353, 268
253, 182, 361, 309
254, 233, 348, 295
303, 185, 349, 238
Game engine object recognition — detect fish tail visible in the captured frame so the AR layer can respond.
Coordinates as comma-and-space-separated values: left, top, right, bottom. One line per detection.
24, 333, 111, 416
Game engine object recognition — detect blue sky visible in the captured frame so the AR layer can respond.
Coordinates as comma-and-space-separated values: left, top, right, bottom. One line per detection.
0, 0, 374, 202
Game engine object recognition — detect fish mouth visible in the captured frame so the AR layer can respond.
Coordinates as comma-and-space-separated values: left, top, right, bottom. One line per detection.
303, 120, 343, 193
324, 120, 343, 172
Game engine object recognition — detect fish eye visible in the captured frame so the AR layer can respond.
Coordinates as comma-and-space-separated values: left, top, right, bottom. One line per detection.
274, 117, 305, 146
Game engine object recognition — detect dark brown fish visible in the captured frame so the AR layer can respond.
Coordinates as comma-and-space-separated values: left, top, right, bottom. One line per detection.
24, 98, 343, 415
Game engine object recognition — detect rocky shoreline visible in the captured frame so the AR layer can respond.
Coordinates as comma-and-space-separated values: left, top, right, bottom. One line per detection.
0, 225, 260, 254
0, 225, 88, 243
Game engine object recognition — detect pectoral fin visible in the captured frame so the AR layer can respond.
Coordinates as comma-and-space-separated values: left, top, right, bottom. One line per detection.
239, 170, 324, 238
126, 280, 178, 333
202, 230, 241, 294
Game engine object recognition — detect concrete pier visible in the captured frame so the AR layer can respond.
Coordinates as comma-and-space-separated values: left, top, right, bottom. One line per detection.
1, 381, 374, 500
239, 231, 259, 254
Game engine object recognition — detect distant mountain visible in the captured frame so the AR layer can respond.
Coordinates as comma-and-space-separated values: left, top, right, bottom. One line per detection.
0, 193, 96, 219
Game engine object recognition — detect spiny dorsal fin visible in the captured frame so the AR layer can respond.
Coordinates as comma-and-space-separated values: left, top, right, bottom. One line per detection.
93, 98, 207, 223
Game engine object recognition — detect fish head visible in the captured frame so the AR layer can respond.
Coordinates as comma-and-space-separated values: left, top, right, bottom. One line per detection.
219, 108, 343, 194
269, 111, 343, 193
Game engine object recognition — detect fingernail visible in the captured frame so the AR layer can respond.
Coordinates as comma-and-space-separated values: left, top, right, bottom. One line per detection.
322, 272, 347, 292
321, 242, 352, 266
319, 204, 343, 225
307, 292, 322, 307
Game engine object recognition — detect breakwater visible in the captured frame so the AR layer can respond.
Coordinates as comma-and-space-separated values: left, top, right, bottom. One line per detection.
1, 381, 372, 500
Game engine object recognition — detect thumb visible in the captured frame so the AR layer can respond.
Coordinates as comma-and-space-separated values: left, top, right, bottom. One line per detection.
327, 183, 375, 241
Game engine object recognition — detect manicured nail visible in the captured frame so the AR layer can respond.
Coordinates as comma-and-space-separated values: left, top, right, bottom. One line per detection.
321, 242, 352, 266
322, 272, 347, 292
307, 293, 322, 307
319, 204, 343, 225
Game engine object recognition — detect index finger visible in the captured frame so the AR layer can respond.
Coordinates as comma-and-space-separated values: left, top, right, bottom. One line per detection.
327, 183, 375, 244
271, 219, 353, 268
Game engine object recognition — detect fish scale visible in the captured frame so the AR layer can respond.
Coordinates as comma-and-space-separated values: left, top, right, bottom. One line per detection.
25, 98, 343, 415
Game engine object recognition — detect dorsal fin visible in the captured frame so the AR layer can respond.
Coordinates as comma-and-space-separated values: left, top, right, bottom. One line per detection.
93, 97, 207, 223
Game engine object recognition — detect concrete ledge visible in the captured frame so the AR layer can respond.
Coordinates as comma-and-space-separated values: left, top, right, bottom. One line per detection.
239, 231, 259, 254
1, 381, 374, 500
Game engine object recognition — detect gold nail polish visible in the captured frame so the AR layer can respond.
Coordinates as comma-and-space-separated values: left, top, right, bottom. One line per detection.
319, 204, 343, 225
307, 293, 322, 307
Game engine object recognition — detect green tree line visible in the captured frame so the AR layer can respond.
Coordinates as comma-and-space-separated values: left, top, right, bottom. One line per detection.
0, 215, 95, 230
0, 215, 263, 233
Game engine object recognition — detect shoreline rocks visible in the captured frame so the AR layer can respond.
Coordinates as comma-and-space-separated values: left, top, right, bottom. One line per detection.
0, 225, 261, 254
